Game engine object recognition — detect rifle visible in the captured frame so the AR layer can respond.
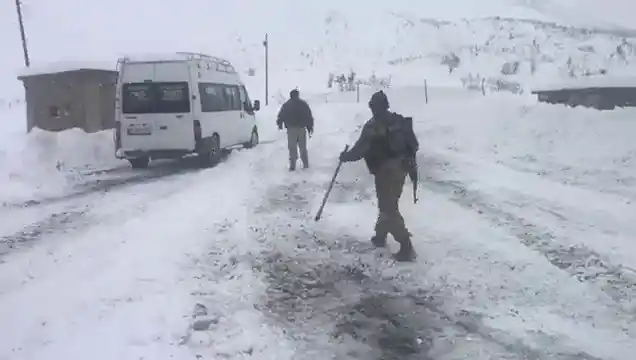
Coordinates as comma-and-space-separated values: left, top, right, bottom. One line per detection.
404, 116, 419, 204
406, 155, 418, 204
315, 145, 349, 221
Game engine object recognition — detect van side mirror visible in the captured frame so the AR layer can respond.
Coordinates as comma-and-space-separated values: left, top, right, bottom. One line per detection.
253, 100, 260, 111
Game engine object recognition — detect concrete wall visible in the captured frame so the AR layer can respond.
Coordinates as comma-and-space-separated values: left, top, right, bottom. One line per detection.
19, 70, 117, 133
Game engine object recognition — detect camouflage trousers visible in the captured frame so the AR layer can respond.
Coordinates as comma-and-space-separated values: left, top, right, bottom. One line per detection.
286, 126, 309, 166
374, 158, 410, 242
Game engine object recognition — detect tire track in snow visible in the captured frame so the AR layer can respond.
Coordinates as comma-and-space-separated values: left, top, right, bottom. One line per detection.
250, 173, 603, 359
419, 154, 636, 317
0, 154, 232, 262
0, 209, 89, 261
501, 159, 636, 202
0, 156, 207, 209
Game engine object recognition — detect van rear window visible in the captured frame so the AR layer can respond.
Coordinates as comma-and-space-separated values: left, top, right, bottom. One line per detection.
122, 82, 190, 114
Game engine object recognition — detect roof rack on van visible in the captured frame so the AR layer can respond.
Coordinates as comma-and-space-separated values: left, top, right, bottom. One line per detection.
175, 52, 228, 63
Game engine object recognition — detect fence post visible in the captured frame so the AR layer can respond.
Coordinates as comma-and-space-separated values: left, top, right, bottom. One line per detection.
356, 83, 360, 103
481, 78, 486, 96
424, 79, 429, 104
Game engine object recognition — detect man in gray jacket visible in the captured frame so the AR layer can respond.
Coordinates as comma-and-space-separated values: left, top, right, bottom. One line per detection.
277, 89, 314, 171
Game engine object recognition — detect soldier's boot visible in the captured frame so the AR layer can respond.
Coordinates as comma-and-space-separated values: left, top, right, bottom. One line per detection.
301, 156, 309, 169
393, 236, 417, 262
289, 159, 296, 171
370, 233, 387, 247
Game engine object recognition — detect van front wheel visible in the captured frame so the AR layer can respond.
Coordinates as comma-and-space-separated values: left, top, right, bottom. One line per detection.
243, 128, 259, 149
129, 157, 149, 169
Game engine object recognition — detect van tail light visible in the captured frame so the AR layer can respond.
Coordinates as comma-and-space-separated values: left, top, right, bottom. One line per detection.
193, 120, 202, 140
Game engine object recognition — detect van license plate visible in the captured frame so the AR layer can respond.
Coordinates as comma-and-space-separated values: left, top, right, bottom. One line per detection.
127, 124, 152, 135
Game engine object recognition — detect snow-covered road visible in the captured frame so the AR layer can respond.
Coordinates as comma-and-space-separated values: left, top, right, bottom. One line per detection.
1, 87, 635, 359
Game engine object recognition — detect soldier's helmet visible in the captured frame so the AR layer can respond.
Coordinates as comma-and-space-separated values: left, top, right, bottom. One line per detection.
290, 89, 300, 99
369, 90, 389, 111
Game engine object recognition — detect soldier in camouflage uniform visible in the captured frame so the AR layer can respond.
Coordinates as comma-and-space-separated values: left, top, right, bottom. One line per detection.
339, 91, 418, 261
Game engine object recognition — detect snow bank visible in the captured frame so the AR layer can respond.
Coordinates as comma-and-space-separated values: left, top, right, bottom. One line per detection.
416, 91, 636, 187
0, 105, 125, 204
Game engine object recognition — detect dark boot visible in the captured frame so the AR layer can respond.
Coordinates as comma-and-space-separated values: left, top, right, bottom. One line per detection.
393, 237, 417, 262
371, 234, 387, 247
301, 156, 309, 169
289, 160, 296, 171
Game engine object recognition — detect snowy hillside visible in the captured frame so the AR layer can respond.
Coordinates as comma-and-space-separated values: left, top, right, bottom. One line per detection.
2, 0, 636, 102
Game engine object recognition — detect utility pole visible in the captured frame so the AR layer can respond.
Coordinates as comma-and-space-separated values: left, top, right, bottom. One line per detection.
15, 0, 30, 67
263, 33, 268, 106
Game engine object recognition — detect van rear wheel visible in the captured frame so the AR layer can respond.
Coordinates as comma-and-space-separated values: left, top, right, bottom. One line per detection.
129, 157, 149, 169
198, 135, 221, 168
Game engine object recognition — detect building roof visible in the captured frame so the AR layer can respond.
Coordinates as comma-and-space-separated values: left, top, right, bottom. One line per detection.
531, 75, 636, 93
17, 61, 116, 79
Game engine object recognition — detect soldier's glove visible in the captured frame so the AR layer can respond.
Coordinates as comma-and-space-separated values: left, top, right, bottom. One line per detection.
307, 126, 313, 136
277, 123, 283, 130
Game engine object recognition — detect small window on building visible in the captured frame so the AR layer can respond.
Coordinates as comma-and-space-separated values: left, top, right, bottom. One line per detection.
49, 106, 60, 118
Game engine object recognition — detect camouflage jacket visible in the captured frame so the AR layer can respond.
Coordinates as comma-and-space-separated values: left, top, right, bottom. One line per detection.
341, 111, 419, 174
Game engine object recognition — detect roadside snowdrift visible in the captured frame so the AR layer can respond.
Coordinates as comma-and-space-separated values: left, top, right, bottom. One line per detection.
0, 106, 125, 204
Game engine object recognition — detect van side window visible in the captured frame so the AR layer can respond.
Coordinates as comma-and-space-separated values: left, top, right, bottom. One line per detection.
240, 86, 252, 104
199, 83, 227, 112
199, 83, 241, 112
239, 86, 254, 114
223, 86, 241, 111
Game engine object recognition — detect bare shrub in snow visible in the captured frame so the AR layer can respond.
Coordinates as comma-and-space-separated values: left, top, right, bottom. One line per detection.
501, 61, 520, 75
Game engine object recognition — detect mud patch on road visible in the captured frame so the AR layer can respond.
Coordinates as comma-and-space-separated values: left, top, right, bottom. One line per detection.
256, 236, 601, 360
328, 178, 375, 204
257, 181, 313, 215
0, 209, 88, 259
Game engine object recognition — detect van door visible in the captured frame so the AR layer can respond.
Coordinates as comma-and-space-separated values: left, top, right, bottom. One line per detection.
198, 83, 239, 147
223, 85, 246, 144
120, 81, 195, 151
238, 85, 256, 141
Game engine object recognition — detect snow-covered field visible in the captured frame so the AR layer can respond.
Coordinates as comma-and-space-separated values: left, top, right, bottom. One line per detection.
0, 85, 635, 359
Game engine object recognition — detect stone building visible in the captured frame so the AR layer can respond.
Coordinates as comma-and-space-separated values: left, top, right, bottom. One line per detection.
17, 63, 117, 132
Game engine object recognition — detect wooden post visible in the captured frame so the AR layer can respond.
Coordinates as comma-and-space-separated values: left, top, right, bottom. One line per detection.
424, 79, 428, 104
263, 33, 269, 105
356, 83, 360, 103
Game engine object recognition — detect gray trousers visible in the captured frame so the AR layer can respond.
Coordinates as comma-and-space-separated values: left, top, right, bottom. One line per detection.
286, 126, 309, 165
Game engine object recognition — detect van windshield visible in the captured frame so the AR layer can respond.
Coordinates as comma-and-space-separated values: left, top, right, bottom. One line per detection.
122, 82, 190, 114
